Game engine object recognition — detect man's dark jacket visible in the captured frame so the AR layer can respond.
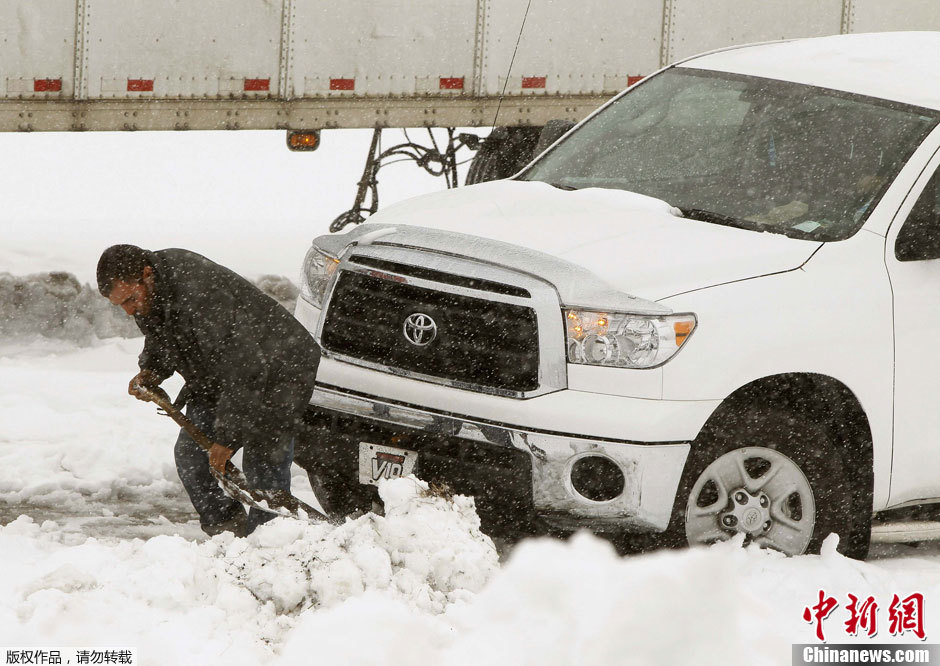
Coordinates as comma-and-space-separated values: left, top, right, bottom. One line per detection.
135, 249, 320, 450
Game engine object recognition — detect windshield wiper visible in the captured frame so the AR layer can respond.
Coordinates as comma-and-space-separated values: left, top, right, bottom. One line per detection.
678, 207, 765, 232
546, 182, 578, 191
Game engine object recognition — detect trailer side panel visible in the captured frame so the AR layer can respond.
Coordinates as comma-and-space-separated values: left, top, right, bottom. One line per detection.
0, 1, 76, 101
480, 0, 663, 98
3, 0, 940, 131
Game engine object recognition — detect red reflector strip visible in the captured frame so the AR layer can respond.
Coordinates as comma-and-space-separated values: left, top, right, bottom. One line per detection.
330, 78, 355, 91
521, 76, 546, 89
439, 77, 464, 90
244, 78, 270, 92
127, 79, 154, 92
627, 75, 645, 86
34, 79, 62, 92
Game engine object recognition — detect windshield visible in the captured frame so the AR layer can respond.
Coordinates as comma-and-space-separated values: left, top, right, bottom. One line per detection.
521, 68, 939, 241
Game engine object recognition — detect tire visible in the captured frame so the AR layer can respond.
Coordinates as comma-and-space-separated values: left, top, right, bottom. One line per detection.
293, 412, 374, 520
304, 463, 373, 520
465, 126, 543, 185
664, 409, 870, 559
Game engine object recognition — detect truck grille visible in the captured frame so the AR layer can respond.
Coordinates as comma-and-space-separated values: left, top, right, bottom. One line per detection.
321, 269, 540, 393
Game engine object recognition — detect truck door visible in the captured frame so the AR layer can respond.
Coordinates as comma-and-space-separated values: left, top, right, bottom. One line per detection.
886, 149, 940, 506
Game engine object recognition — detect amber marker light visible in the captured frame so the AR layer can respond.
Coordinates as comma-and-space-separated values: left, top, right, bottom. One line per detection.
674, 320, 694, 345
287, 130, 321, 152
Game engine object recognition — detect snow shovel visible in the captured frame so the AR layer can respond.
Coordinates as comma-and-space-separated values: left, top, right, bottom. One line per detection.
135, 384, 335, 525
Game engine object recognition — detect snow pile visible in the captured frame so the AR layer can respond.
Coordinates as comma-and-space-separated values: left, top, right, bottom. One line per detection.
213, 478, 497, 616
255, 273, 299, 313
6, 512, 940, 666
443, 534, 782, 665
0, 271, 138, 343
0, 271, 300, 345
1, 479, 499, 665
275, 532, 940, 666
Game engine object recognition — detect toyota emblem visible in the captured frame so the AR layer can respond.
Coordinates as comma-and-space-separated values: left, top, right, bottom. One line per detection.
403, 312, 437, 346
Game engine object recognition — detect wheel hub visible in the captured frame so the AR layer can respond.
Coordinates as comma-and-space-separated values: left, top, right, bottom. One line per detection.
721, 489, 771, 535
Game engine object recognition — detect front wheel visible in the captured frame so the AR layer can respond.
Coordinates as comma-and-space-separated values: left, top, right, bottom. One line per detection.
686, 446, 820, 553
674, 410, 869, 558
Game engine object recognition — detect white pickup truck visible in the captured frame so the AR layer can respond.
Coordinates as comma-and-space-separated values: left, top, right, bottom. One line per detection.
296, 32, 940, 560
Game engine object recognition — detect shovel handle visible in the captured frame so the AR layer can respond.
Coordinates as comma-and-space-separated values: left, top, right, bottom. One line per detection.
133, 384, 333, 523
134, 384, 246, 484
136, 385, 216, 453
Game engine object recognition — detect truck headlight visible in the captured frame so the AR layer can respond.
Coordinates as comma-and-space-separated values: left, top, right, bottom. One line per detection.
300, 247, 339, 309
565, 309, 696, 369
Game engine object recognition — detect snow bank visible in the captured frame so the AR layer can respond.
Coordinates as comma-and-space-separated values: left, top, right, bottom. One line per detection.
5, 513, 940, 666
218, 478, 496, 615
1, 478, 499, 665
0, 271, 299, 346
0, 271, 138, 344
278, 533, 940, 666
254, 273, 299, 313
8, 513, 926, 666
5, 508, 940, 666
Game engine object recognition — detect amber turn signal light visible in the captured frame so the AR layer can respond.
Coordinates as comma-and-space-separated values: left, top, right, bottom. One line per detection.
286, 130, 321, 152
674, 321, 694, 345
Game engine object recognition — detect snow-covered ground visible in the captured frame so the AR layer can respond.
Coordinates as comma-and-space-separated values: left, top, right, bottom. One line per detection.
3, 130, 940, 665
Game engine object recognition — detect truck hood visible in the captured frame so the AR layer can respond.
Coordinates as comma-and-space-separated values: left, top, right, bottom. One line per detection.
319, 180, 821, 305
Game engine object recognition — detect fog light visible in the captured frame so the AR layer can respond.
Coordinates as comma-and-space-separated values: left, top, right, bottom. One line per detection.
570, 455, 625, 502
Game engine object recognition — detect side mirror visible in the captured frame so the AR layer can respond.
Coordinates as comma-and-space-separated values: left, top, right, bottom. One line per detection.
895, 212, 940, 261
533, 119, 576, 156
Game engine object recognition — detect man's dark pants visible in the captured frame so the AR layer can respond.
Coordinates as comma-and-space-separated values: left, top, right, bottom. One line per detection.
174, 399, 294, 534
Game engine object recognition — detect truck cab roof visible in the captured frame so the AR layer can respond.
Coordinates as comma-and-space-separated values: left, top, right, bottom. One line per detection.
683, 31, 940, 111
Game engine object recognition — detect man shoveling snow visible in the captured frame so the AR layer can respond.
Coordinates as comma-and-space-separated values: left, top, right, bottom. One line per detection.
96, 244, 320, 537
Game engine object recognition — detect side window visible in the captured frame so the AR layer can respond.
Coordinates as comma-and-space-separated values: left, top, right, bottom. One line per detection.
896, 168, 940, 262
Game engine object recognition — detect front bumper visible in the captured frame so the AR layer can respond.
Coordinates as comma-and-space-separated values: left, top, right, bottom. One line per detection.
309, 384, 691, 533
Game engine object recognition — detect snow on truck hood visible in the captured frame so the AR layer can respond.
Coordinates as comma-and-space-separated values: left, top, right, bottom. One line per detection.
319, 180, 821, 306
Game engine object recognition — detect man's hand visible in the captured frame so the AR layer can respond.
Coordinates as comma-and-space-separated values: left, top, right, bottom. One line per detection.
128, 369, 162, 401
209, 443, 235, 474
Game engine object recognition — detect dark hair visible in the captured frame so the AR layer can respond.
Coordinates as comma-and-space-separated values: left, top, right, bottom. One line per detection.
97, 244, 155, 296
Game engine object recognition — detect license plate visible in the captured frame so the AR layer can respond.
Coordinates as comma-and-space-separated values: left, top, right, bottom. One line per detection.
358, 442, 418, 486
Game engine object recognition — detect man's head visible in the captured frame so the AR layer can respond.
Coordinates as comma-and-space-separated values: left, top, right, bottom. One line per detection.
97, 244, 157, 317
